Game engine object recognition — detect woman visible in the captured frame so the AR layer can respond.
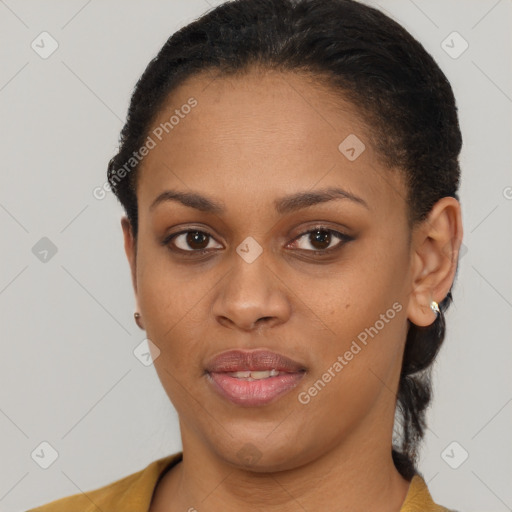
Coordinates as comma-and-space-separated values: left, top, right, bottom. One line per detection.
28, 0, 463, 510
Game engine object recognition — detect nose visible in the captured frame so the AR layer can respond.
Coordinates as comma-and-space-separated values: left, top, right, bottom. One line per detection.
211, 253, 292, 332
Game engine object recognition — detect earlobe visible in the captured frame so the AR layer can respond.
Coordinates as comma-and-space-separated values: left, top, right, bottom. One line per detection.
134, 311, 145, 330
406, 197, 463, 327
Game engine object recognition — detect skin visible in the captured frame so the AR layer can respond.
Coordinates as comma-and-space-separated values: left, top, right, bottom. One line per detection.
121, 67, 463, 511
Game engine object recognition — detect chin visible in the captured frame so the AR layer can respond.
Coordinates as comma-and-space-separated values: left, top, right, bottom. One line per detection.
206, 427, 318, 473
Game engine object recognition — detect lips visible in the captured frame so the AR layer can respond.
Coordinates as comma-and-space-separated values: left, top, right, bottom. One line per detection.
205, 349, 306, 373
205, 349, 306, 407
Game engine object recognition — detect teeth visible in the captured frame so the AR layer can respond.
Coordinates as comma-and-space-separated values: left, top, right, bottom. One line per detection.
229, 369, 280, 380
251, 370, 273, 379
230, 371, 252, 378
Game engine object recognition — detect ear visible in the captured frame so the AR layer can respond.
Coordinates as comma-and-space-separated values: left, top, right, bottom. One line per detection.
406, 196, 464, 327
121, 216, 139, 302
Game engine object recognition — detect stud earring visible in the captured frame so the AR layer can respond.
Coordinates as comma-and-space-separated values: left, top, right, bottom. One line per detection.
430, 300, 440, 316
134, 312, 144, 330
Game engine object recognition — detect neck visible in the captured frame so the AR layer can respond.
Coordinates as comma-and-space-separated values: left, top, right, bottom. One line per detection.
153, 405, 411, 512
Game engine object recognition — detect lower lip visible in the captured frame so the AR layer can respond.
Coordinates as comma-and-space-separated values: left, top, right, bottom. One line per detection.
207, 372, 305, 406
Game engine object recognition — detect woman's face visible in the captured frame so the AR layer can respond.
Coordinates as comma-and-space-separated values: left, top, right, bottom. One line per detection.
124, 68, 419, 471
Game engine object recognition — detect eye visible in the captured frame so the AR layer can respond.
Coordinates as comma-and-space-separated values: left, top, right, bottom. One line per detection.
164, 230, 222, 255
163, 225, 352, 258
287, 226, 352, 254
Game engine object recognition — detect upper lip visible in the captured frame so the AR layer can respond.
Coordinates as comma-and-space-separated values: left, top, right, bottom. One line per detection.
205, 349, 306, 373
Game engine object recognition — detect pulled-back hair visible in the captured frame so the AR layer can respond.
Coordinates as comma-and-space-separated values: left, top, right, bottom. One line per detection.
107, 0, 462, 480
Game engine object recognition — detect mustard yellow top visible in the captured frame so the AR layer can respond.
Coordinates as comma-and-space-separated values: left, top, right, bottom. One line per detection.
26, 452, 454, 511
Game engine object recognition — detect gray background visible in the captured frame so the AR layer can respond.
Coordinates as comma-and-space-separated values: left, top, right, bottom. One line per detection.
0, 0, 511, 511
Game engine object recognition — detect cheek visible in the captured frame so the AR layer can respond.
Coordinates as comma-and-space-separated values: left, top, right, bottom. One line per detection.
136, 239, 206, 326
291, 248, 404, 341
135, 250, 206, 366
294, 307, 407, 449
138, 263, 208, 410
296, 237, 408, 395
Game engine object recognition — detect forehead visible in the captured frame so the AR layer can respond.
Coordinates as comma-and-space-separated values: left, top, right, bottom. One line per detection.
136, 67, 407, 216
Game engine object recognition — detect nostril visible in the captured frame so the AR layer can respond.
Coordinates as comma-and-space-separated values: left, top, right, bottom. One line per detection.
255, 316, 273, 327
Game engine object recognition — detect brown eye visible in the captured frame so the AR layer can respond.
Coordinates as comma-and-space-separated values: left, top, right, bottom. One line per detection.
309, 229, 332, 250
185, 231, 209, 250
165, 230, 222, 253
289, 227, 352, 253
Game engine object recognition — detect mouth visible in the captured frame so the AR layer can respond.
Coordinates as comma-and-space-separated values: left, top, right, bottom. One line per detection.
205, 349, 306, 407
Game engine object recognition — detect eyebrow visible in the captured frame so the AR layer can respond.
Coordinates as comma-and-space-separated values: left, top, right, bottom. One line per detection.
149, 186, 369, 215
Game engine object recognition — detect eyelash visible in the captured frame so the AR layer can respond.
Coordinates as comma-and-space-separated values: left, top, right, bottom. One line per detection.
162, 225, 353, 258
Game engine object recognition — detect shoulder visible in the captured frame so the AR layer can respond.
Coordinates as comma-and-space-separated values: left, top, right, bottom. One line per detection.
26, 452, 183, 512
400, 473, 459, 512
